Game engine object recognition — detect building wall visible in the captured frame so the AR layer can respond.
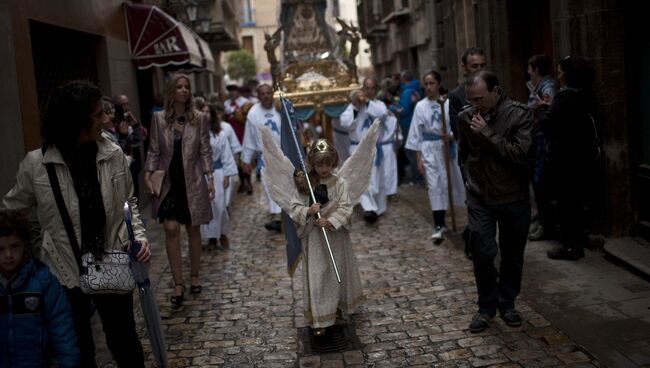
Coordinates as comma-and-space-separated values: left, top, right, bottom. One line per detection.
239, 0, 280, 83
0, 1, 25, 195
358, 0, 635, 236
1, 0, 140, 196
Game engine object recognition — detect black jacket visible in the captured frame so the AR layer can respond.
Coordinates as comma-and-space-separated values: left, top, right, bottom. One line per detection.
458, 93, 534, 205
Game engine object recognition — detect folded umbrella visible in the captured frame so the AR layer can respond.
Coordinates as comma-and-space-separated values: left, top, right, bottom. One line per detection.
125, 202, 168, 368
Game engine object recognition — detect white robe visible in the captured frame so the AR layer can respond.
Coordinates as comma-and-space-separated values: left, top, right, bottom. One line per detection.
406, 98, 465, 211
241, 103, 282, 215
288, 175, 363, 328
220, 121, 242, 208
340, 100, 391, 214
201, 130, 238, 240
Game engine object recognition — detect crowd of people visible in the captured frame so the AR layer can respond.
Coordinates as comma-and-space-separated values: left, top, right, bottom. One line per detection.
0, 46, 601, 365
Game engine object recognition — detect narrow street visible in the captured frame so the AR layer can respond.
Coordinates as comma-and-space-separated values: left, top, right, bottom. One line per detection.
89, 178, 645, 367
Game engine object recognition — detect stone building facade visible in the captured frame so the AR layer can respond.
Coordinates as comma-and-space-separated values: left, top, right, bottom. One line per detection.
357, 0, 646, 241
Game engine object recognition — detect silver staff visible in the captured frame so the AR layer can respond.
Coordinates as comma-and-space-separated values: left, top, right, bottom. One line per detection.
279, 94, 342, 283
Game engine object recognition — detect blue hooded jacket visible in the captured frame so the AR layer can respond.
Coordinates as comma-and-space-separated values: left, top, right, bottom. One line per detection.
398, 79, 422, 130
0, 258, 80, 368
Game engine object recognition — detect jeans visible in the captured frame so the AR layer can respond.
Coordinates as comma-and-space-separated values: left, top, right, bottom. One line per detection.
467, 196, 531, 316
65, 288, 145, 368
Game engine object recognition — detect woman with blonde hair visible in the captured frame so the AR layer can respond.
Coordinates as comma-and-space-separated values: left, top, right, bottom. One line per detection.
144, 74, 214, 308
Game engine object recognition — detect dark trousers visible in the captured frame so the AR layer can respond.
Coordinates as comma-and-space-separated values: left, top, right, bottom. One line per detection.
467, 197, 530, 316
65, 288, 144, 368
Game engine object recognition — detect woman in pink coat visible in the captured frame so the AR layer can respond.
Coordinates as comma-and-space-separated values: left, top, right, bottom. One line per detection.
144, 74, 214, 307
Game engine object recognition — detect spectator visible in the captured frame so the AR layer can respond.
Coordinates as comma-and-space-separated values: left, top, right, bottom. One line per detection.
0, 209, 80, 368
525, 54, 557, 242
144, 74, 214, 308
3, 80, 150, 367
458, 71, 534, 333
448, 47, 487, 136
448, 46, 487, 259
114, 93, 147, 199
398, 70, 422, 185
537, 56, 598, 261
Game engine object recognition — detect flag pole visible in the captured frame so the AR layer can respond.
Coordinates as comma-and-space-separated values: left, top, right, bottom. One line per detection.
279, 93, 342, 283
438, 98, 457, 232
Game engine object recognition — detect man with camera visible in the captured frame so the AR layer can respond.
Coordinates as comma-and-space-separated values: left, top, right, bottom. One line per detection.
114, 94, 147, 199
457, 71, 534, 333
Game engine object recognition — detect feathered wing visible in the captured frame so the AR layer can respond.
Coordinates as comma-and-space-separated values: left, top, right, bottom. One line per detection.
337, 119, 380, 204
260, 125, 298, 210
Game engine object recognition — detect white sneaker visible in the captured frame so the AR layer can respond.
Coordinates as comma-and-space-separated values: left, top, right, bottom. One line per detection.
431, 226, 446, 242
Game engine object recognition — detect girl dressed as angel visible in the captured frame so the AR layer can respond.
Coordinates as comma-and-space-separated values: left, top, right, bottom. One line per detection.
288, 139, 364, 337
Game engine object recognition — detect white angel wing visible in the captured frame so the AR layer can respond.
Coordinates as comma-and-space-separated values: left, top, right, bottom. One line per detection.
337, 119, 380, 204
260, 125, 298, 211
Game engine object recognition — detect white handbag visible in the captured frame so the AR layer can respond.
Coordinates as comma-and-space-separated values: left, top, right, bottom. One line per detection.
80, 250, 135, 295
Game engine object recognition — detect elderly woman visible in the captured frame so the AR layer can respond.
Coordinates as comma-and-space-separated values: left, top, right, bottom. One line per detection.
144, 74, 214, 308
3, 80, 150, 367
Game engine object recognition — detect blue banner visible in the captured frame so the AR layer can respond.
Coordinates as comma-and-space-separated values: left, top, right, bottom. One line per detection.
279, 96, 306, 275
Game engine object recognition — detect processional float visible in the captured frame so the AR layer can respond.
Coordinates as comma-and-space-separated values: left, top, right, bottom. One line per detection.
264, 0, 361, 141
264, 0, 364, 283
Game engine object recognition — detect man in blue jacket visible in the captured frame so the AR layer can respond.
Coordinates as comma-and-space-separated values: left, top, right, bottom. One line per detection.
398, 70, 422, 185
0, 209, 80, 367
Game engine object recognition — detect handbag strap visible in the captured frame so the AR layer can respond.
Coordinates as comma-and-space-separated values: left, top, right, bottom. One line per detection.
43, 149, 84, 274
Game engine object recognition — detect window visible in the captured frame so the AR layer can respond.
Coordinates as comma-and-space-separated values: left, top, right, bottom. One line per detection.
241, 0, 255, 26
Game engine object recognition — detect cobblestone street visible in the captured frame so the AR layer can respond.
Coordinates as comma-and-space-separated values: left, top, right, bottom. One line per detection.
96, 181, 603, 367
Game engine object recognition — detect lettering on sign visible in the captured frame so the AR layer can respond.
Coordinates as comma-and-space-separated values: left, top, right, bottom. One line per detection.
154, 36, 181, 55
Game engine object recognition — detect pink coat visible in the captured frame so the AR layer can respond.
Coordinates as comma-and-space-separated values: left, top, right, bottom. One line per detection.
145, 110, 213, 225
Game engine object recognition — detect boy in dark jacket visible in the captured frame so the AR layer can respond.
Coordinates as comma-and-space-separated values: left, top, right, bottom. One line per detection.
0, 209, 80, 368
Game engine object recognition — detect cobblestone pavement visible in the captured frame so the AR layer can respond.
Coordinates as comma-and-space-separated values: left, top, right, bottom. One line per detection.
95, 180, 601, 367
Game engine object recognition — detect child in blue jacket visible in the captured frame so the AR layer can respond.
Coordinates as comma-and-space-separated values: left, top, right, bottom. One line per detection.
0, 209, 80, 368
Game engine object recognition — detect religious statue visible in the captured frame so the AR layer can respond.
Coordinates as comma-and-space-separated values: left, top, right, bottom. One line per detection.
336, 18, 360, 83
264, 27, 283, 90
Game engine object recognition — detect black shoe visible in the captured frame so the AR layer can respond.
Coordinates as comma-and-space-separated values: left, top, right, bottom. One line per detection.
469, 313, 492, 333
363, 211, 378, 224
547, 246, 584, 260
500, 308, 522, 327
264, 220, 282, 233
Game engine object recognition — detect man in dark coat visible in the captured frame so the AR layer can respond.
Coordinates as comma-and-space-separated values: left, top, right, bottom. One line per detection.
457, 71, 534, 333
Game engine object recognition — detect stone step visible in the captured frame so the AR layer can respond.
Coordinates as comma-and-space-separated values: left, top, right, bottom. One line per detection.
603, 237, 650, 278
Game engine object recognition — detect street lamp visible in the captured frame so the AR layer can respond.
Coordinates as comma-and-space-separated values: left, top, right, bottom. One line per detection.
185, 1, 198, 23
200, 18, 211, 33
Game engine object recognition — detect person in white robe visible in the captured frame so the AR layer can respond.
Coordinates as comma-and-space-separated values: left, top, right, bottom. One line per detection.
201, 116, 238, 248
406, 70, 465, 242
201, 102, 242, 208
260, 118, 380, 338
288, 140, 363, 336
241, 84, 283, 232
340, 78, 389, 223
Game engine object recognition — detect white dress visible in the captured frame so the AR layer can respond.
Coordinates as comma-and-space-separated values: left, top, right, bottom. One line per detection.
288, 175, 363, 328
201, 129, 238, 240
241, 103, 283, 215
406, 98, 465, 211
340, 100, 391, 215
220, 121, 242, 208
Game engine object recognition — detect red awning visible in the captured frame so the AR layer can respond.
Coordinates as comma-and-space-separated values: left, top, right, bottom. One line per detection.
124, 3, 214, 72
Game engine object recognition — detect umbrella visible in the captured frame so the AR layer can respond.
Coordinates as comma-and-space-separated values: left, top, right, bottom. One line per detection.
124, 202, 168, 368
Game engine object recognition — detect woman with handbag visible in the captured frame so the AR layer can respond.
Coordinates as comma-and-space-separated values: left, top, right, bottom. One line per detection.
2, 80, 150, 367
144, 74, 214, 308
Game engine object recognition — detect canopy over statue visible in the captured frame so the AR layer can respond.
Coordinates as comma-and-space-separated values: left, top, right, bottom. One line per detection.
265, 0, 361, 115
